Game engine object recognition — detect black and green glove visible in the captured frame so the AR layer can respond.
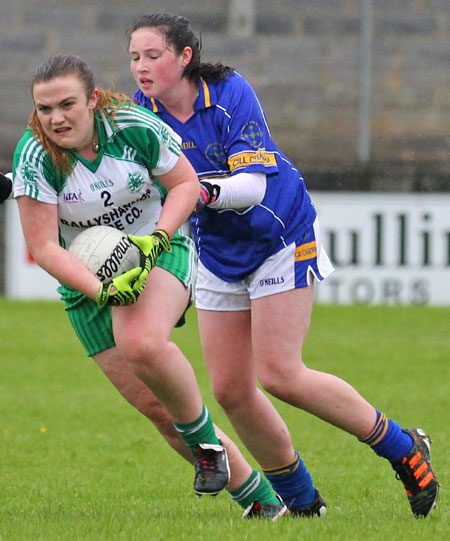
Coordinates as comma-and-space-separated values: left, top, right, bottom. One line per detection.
96, 267, 143, 308
128, 229, 172, 291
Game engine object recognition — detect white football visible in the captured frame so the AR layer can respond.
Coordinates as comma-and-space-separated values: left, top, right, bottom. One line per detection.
68, 226, 140, 282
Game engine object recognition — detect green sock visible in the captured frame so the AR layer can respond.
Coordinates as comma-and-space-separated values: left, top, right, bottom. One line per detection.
230, 469, 281, 509
173, 405, 220, 450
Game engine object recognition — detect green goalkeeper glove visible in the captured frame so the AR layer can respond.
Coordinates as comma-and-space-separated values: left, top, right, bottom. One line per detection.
128, 229, 172, 290
96, 267, 143, 308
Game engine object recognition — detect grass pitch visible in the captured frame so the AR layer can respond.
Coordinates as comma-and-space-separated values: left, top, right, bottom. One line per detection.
0, 299, 448, 540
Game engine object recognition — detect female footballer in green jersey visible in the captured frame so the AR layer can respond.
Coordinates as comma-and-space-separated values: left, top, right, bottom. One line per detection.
12, 54, 287, 518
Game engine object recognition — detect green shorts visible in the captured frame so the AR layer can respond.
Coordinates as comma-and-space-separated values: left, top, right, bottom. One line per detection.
59, 233, 196, 357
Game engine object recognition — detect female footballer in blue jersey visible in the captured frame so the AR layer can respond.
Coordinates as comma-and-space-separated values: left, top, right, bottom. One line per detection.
12, 54, 291, 518
128, 12, 439, 518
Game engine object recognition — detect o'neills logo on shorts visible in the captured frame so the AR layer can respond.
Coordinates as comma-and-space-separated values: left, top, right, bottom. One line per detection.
295, 241, 317, 261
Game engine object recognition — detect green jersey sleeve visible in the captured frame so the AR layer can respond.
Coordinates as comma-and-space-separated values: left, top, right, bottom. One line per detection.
13, 129, 65, 202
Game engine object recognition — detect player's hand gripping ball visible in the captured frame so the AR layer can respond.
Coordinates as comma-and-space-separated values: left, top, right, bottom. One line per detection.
96, 267, 143, 307
128, 229, 172, 291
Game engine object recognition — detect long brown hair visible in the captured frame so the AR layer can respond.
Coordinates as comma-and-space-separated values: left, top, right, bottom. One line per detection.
29, 54, 132, 174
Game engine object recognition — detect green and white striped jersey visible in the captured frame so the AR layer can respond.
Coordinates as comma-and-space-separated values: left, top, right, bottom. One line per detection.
13, 105, 182, 248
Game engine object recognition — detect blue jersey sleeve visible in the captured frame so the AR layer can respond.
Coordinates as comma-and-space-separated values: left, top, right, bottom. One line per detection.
220, 74, 279, 177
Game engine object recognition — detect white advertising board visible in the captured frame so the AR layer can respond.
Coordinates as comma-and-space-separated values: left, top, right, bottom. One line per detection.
311, 192, 450, 305
3, 192, 450, 305
4, 200, 59, 300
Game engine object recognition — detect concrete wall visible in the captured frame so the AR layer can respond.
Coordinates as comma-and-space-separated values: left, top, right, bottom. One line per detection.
0, 0, 449, 191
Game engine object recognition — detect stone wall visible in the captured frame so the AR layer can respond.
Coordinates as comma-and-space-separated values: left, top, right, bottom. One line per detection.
0, 0, 449, 191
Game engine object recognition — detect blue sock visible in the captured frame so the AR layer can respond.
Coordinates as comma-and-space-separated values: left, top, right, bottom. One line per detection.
360, 411, 413, 462
263, 451, 316, 509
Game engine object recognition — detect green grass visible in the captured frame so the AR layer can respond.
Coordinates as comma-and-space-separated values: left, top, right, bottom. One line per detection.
0, 299, 448, 540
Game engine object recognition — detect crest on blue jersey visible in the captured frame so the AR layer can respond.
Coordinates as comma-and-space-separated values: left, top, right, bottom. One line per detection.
205, 142, 227, 165
240, 121, 263, 149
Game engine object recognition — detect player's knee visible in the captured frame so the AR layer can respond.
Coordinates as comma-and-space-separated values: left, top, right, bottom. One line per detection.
212, 381, 250, 412
120, 335, 164, 370
258, 371, 290, 399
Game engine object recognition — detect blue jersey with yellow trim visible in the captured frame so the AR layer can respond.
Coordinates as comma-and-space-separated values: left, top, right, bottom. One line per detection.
134, 72, 316, 282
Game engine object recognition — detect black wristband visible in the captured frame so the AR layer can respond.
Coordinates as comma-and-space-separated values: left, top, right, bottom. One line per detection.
200, 181, 221, 204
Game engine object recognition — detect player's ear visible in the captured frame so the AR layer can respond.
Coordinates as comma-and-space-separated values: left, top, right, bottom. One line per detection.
181, 47, 193, 68
88, 88, 99, 111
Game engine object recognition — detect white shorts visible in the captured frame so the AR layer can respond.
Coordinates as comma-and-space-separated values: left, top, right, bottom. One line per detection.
195, 217, 334, 311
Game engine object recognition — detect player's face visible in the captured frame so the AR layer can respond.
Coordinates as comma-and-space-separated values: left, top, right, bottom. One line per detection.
129, 27, 190, 101
33, 74, 98, 152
